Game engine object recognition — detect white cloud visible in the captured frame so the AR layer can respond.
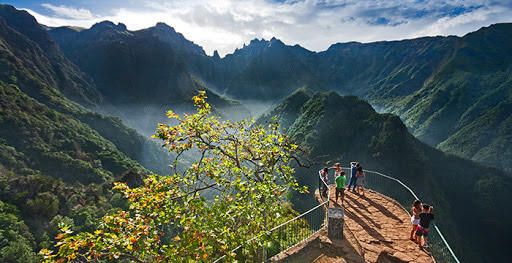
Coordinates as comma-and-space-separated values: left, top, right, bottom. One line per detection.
418, 5, 512, 36
41, 3, 95, 20
24, 0, 512, 56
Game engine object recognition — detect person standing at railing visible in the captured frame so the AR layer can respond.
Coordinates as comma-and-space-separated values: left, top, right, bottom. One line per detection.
355, 165, 366, 196
348, 161, 359, 192
318, 167, 329, 197
410, 200, 422, 241
330, 163, 344, 179
334, 165, 347, 205
415, 204, 435, 249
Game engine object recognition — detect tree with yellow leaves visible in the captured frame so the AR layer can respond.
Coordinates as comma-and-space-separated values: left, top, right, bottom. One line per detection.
41, 91, 307, 262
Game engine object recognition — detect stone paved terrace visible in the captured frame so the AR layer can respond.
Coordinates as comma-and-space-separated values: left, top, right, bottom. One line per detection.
273, 188, 434, 263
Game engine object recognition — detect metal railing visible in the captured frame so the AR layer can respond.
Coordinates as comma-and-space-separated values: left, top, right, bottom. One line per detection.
347, 168, 460, 263
215, 168, 460, 263
213, 174, 330, 262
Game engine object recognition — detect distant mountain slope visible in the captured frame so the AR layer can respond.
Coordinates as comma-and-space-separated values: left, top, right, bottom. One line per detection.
256, 88, 313, 129
0, 5, 101, 107
0, 82, 143, 183
0, 5, 171, 174
49, 21, 197, 106
259, 91, 512, 263
212, 24, 512, 171
437, 100, 512, 168
48, 21, 243, 107
49, 22, 249, 133
225, 29, 512, 171
230, 24, 512, 171
317, 37, 458, 98
214, 38, 321, 100
0, 5, 140, 182
385, 24, 512, 171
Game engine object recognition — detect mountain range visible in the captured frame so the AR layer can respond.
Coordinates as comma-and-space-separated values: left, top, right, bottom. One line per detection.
48, 21, 249, 135
49, 20, 512, 172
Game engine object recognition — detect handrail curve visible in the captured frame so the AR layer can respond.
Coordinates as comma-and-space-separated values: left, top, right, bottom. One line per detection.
214, 168, 460, 263
363, 169, 460, 263
213, 173, 329, 263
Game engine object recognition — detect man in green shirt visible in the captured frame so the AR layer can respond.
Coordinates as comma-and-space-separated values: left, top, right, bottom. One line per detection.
335, 172, 347, 205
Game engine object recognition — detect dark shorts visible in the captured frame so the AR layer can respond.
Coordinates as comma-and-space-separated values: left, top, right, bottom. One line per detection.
415, 226, 429, 237
336, 187, 345, 194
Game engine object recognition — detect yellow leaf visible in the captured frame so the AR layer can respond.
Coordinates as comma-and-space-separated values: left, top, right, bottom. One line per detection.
166, 110, 179, 119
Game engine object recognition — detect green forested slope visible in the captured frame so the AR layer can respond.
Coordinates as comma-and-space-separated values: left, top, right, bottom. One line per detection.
0, 200, 37, 262
0, 83, 144, 183
260, 91, 512, 263
437, 100, 512, 169
310, 25, 512, 171
0, 5, 173, 260
0, 82, 144, 261
386, 24, 512, 171
0, 5, 171, 174
0, 5, 100, 107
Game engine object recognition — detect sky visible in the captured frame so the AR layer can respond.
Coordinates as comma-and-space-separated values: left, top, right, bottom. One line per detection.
7, 0, 512, 56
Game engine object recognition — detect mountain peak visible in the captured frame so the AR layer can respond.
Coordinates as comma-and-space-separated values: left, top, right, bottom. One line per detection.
270, 36, 284, 46
212, 50, 221, 59
287, 87, 313, 100
249, 38, 265, 44
143, 22, 206, 56
0, 4, 32, 20
474, 22, 512, 32
51, 26, 83, 32
242, 37, 286, 51
463, 22, 512, 39
90, 21, 127, 32
0, 4, 61, 53
154, 22, 176, 32
270, 36, 282, 43
326, 41, 362, 51
0, 4, 41, 33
